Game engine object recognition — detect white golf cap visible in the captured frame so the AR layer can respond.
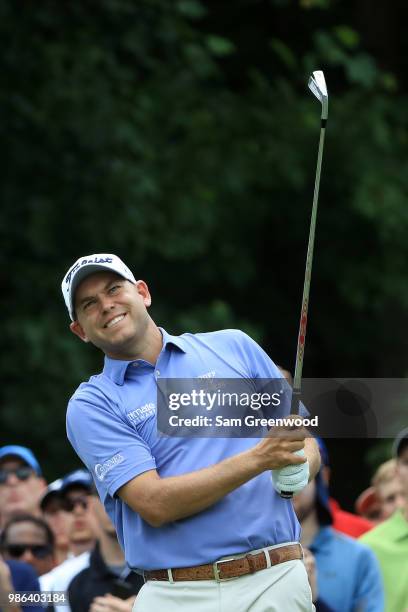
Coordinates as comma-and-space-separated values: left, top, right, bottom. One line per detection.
61, 253, 136, 320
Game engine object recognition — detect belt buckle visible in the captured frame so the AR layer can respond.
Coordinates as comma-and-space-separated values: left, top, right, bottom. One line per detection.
213, 557, 236, 582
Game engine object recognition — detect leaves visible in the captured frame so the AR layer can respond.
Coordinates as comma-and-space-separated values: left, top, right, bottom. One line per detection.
1, 0, 407, 489
205, 35, 235, 57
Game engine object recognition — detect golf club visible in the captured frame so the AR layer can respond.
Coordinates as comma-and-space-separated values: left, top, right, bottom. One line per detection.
292, 70, 328, 414
278, 70, 328, 499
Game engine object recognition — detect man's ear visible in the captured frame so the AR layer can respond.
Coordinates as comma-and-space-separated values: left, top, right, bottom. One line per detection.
135, 280, 152, 307
70, 320, 90, 343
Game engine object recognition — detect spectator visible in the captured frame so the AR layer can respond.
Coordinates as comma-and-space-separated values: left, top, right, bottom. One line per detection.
0, 515, 56, 577
68, 493, 143, 612
1, 554, 44, 612
39, 470, 100, 612
59, 470, 99, 557
275, 382, 373, 538
40, 479, 73, 564
360, 430, 408, 611
371, 459, 405, 521
293, 465, 384, 611
302, 548, 333, 612
0, 446, 46, 528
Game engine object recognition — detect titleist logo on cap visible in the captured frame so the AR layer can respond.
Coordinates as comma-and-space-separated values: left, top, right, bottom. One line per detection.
65, 256, 114, 286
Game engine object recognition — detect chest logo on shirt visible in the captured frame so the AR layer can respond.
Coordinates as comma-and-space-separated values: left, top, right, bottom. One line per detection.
94, 453, 124, 481
198, 370, 216, 379
126, 402, 155, 425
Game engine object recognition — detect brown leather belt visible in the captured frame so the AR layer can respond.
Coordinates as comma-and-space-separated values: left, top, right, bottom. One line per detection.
144, 543, 302, 583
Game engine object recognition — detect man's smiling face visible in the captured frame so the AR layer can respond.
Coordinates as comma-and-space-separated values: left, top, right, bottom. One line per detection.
70, 271, 152, 359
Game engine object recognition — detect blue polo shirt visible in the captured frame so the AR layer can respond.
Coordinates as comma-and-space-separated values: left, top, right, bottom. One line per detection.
66, 328, 302, 571
311, 527, 384, 612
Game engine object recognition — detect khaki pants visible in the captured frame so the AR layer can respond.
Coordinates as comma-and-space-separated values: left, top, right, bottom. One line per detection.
133, 559, 314, 612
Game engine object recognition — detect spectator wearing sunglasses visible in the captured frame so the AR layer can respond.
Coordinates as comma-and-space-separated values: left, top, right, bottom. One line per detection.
0, 515, 56, 577
39, 471, 100, 612
40, 479, 73, 564
0, 446, 46, 528
59, 470, 100, 557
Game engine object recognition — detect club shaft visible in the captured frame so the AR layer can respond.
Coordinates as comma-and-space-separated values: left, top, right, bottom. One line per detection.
292, 120, 326, 414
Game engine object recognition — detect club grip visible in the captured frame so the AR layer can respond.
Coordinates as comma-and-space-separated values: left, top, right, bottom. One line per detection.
277, 448, 307, 499
279, 489, 294, 499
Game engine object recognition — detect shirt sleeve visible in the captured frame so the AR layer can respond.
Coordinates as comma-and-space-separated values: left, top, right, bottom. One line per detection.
66, 387, 156, 499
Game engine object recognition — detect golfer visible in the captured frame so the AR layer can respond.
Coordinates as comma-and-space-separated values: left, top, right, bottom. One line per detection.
62, 253, 320, 611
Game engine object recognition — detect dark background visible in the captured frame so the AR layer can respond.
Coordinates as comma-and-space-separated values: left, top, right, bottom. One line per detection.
1, 0, 408, 510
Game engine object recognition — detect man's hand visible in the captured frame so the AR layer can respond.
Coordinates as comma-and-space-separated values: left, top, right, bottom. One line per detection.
253, 416, 320, 496
251, 414, 308, 471
0, 555, 22, 612
90, 594, 136, 612
0, 556, 12, 590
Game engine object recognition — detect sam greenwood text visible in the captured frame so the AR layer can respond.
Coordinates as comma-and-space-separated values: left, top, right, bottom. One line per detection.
168, 415, 319, 428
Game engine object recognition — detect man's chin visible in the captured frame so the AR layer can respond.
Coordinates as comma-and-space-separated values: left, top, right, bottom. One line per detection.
96, 332, 137, 358
69, 530, 95, 543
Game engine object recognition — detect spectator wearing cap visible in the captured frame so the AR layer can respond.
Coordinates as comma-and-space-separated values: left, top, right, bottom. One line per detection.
1, 515, 56, 577
0, 446, 46, 528
68, 492, 143, 612
360, 430, 408, 611
293, 464, 384, 611
39, 470, 100, 612
40, 479, 73, 564
275, 377, 374, 539
276, 374, 374, 539
59, 470, 100, 557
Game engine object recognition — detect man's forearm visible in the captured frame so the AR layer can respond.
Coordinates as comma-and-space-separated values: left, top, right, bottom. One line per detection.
119, 435, 307, 526
121, 448, 264, 526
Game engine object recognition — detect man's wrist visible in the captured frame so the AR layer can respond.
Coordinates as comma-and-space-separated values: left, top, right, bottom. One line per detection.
245, 446, 269, 474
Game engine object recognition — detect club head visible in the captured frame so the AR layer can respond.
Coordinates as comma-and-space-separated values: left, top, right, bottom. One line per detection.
308, 71, 328, 120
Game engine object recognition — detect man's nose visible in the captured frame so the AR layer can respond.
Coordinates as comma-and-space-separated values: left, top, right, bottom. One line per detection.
73, 503, 86, 516
20, 549, 35, 564
99, 295, 115, 313
5, 473, 19, 486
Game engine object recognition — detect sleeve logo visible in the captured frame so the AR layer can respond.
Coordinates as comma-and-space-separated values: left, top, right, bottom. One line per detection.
94, 453, 125, 481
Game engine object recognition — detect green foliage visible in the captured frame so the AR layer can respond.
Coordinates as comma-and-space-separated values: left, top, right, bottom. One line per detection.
205, 35, 235, 57
1, 0, 407, 490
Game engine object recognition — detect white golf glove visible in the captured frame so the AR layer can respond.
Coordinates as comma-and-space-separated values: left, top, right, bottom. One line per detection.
272, 449, 309, 496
